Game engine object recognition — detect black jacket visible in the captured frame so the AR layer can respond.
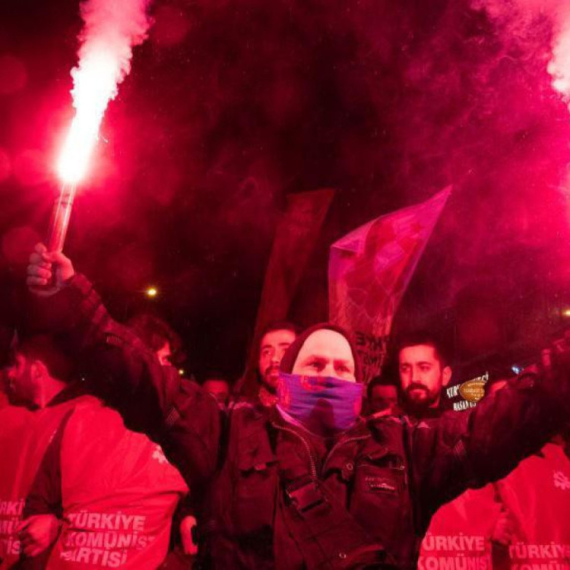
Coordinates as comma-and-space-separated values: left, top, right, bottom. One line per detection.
26, 274, 570, 569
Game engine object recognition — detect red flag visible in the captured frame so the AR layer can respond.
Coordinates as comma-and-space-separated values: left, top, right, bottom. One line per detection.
329, 187, 451, 383
240, 188, 334, 396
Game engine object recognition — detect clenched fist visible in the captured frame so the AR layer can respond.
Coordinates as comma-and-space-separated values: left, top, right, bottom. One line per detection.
18, 514, 61, 558
27, 243, 75, 296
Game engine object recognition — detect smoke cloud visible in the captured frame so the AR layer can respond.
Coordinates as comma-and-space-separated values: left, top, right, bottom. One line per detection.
3, 0, 570, 374
473, 0, 570, 105
73, 0, 151, 106
58, 0, 152, 182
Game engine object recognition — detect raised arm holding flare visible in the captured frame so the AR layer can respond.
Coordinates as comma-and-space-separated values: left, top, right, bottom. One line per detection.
26, 243, 220, 489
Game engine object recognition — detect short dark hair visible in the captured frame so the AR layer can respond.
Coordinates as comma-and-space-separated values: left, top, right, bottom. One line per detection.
16, 334, 73, 382
127, 313, 182, 362
393, 331, 450, 367
259, 321, 299, 342
367, 374, 399, 401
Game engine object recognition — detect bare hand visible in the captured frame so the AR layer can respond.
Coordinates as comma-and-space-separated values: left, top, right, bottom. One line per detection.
180, 515, 198, 556
27, 243, 75, 296
491, 508, 517, 546
18, 514, 61, 558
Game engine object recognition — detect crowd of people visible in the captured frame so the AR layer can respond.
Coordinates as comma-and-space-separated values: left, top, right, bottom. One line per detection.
0, 242, 569, 569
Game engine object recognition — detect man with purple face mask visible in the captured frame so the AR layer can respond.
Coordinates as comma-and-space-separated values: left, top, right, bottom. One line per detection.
24, 245, 570, 570
276, 326, 363, 437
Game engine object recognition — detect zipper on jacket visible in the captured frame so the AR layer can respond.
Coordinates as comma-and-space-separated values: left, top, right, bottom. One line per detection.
271, 422, 318, 479
323, 433, 370, 474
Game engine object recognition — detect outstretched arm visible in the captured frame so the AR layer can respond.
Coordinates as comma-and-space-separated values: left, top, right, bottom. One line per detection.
413, 343, 570, 529
26, 244, 221, 487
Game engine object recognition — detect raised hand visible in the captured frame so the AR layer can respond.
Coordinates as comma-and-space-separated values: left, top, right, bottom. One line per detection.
27, 243, 75, 296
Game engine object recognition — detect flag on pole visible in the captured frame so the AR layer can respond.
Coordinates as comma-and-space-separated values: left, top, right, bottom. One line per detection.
329, 186, 451, 383
240, 188, 335, 397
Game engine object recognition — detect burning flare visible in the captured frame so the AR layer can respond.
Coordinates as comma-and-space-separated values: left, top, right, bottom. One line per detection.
57, 0, 152, 184
49, 0, 152, 253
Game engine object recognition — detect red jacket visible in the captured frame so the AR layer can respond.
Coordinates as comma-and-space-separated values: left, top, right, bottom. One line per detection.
26, 396, 188, 569
495, 442, 570, 567
0, 393, 83, 568
418, 485, 501, 570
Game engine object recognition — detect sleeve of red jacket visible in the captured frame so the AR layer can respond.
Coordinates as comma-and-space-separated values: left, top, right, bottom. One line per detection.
24, 274, 221, 488
412, 359, 570, 531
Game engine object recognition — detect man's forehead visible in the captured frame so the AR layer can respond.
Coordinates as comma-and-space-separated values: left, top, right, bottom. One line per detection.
261, 329, 296, 347
399, 344, 438, 362
296, 330, 354, 362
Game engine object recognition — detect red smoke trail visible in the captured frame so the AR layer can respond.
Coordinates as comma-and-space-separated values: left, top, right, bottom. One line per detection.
57, 0, 152, 184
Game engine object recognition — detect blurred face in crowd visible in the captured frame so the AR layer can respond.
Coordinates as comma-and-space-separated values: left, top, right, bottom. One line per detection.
398, 344, 451, 409
292, 329, 356, 382
156, 342, 172, 367
370, 384, 398, 414
204, 379, 230, 407
4, 353, 36, 405
259, 329, 296, 390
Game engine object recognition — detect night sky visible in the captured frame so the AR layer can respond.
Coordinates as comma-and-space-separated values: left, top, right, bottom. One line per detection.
2, 0, 570, 379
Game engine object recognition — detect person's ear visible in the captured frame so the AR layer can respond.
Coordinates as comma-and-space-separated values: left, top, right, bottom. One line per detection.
31, 360, 49, 382
442, 365, 452, 387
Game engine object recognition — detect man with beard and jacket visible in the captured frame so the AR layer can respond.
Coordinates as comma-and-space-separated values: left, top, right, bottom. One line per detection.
395, 333, 503, 570
237, 322, 298, 409
25, 244, 570, 569
397, 332, 451, 419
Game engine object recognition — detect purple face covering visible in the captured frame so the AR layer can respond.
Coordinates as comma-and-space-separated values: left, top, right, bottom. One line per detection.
277, 372, 363, 437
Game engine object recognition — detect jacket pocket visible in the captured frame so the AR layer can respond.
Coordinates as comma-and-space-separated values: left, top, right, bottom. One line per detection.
350, 452, 408, 545
233, 450, 278, 535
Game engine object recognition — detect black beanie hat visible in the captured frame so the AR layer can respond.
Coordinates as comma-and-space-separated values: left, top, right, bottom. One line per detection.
279, 323, 362, 383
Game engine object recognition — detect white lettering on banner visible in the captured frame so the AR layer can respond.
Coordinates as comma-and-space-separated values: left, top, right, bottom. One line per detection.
355, 331, 389, 380
67, 511, 146, 531
553, 471, 570, 491
0, 499, 24, 515
418, 555, 490, 570
152, 445, 168, 465
0, 536, 21, 556
422, 534, 486, 552
62, 547, 128, 567
511, 562, 570, 570
0, 498, 25, 558
509, 542, 570, 566
61, 510, 154, 566
446, 385, 460, 398
419, 534, 491, 570
453, 401, 477, 411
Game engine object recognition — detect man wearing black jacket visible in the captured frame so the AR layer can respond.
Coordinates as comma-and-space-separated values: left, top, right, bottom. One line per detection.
25, 243, 570, 569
